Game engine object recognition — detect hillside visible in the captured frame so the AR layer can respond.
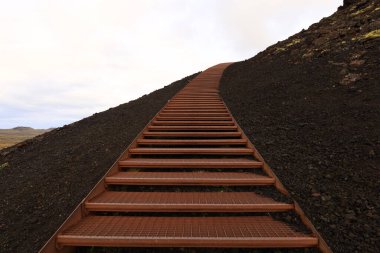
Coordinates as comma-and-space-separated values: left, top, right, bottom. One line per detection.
220, 0, 379, 252
0, 73, 197, 252
0, 127, 52, 150
1, 0, 379, 252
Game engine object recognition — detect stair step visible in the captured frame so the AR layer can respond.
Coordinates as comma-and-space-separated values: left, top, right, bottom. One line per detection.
119, 158, 263, 168
175, 95, 219, 97
129, 147, 253, 155
173, 98, 220, 100
152, 121, 234, 126
165, 105, 225, 108
159, 113, 230, 117
136, 139, 247, 145
148, 125, 237, 131
143, 131, 242, 137
162, 109, 228, 113
86, 191, 293, 212
156, 116, 232, 121
57, 216, 317, 248
169, 104, 223, 106
169, 99, 222, 102
105, 172, 274, 185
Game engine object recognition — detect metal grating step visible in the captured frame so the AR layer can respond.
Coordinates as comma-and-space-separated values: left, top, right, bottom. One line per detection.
159, 113, 231, 117
86, 191, 293, 212
105, 171, 275, 185
136, 139, 247, 146
128, 147, 254, 155
148, 125, 238, 131
118, 158, 263, 168
143, 131, 242, 137
151, 121, 235, 126
57, 216, 318, 248
156, 116, 232, 121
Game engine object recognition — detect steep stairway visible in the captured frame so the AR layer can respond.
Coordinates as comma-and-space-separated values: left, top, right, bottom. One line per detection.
40, 63, 330, 252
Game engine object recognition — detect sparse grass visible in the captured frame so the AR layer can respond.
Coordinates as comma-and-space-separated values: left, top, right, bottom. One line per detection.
0, 128, 50, 149
351, 29, 380, 41
362, 29, 380, 39
286, 38, 302, 47
274, 38, 303, 54
274, 47, 286, 53
351, 3, 374, 16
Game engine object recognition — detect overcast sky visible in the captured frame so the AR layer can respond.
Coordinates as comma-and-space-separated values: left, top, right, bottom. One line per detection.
0, 0, 342, 129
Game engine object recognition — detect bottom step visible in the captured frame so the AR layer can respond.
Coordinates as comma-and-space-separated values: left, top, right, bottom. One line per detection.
58, 216, 317, 248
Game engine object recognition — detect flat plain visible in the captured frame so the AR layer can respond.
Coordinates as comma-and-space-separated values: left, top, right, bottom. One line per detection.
0, 127, 51, 149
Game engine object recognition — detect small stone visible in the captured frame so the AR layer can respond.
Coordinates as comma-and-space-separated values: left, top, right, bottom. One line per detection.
340, 68, 349, 75
345, 213, 356, 220
322, 195, 332, 201
350, 59, 366, 67
312, 192, 321, 197
313, 37, 329, 46
340, 73, 362, 85
0, 162, 9, 170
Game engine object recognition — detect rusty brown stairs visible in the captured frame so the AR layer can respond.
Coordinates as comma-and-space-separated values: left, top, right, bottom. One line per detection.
40, 63, 331, 252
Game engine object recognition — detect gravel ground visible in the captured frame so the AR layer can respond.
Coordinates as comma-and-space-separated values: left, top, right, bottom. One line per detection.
220, 1, 380, 252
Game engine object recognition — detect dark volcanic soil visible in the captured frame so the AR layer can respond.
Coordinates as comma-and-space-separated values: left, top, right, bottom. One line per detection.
0, 73, 198, 253
220, 1, 380, 252
1, 1, 379, 253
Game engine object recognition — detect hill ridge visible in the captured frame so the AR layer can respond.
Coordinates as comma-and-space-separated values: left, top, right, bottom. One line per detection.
1, 0, 379, 252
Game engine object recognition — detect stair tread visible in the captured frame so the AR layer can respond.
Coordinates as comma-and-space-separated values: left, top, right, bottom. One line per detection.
57, 216, 317, 247
105, 172, 274, 185
160, 113, 230, 115
136, 139, 247, 145
143, 131, 241, 137
152, 121, 234, 125
86, 191, 292, 212
156, 116, 231, 119
129, 147, 253, 155
148, 125, 237, 130
119, 158, 263, 168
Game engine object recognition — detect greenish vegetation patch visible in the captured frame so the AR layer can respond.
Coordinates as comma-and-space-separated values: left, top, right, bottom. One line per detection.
362, 29, 380, 39
351, 3, 374, 16
0, 162, 9, 170
286, 38, 302, 47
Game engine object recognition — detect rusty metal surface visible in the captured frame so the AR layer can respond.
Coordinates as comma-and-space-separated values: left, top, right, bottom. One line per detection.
40, 62, 329, 252
128, 147, 254, 155
118, 158, 263, 168
156, 116, 232, 121
152, 121, 235, 125
136, 139, 247, 145
142, 131, 242, 137
85, 191, 293, 212
57, 216, 317, 248
105, 171, 275, 185
147, 125, 238, 130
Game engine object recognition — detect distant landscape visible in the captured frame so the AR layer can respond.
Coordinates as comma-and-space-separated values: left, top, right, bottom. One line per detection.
0, 127, 53, 149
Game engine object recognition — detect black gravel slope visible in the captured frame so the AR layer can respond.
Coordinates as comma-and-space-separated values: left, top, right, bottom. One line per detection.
1, 1, 379, 253
220, 1, 380, 252
0, 73, 198, 253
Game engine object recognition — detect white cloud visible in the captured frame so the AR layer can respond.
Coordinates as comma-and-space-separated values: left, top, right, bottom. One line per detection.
0, 0, 342, 128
